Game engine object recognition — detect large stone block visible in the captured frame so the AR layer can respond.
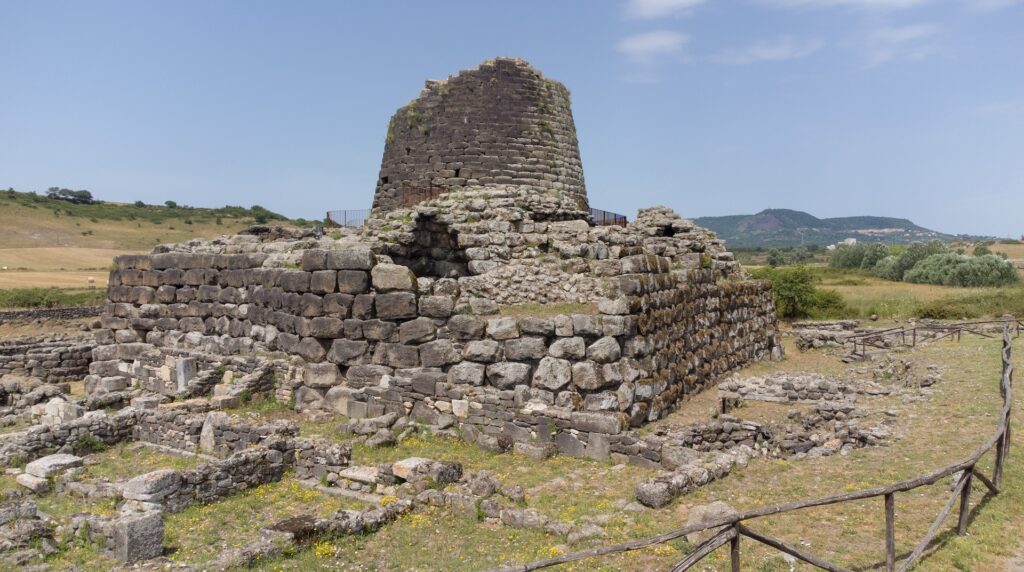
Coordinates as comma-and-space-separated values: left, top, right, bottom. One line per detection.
309, 316, 345, 338
310, 270, 337, 294
449, 362, 486, 385
25, 454, 83, 478
463, 340, 500, 363
419, 295, 454, 318
448, 315, 485, 340
304, 362, 341, 388
486, 362, 531, 389
337, 270, 370, 294
486, 317, 519, 340
326, 245, 376, 270
419, 339, 460, 367
399, 317, 436, 344
123, 469, 182, 502
504, 337, 547, 361
375, 292, 417, 320
532, 357, 572, 391
586, 337, 622, 363
327, 340, 369, 365
114, 512, 164, 563
371, 263, 417, 291
569, 411, 622, 435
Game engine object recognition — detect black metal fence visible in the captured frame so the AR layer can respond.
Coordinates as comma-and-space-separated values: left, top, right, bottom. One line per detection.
589, 208, 628, 227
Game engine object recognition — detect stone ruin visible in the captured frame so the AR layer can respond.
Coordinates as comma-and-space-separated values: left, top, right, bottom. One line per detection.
0, 57, 787, 566
90, 58, 781, 453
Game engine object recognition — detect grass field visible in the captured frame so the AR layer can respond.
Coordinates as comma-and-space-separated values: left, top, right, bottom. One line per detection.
752, 265, 1024, 322
0, 188, 307, 290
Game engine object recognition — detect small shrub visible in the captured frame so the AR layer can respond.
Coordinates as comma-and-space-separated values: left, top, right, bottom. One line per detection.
75, 433, 109, 455
754, 266, 848, 319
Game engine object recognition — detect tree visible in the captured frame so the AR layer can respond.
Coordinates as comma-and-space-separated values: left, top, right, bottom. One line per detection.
134, 200, 146, 207
165, 200, 178, 208
766, 249, 785, 268
46, 187, 95, 204
859, 243, 889, 271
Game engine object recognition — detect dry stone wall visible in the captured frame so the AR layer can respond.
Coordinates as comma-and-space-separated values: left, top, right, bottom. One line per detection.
0, 335, 93, 384
373, 58, 586, 213
95, 235, 778, 458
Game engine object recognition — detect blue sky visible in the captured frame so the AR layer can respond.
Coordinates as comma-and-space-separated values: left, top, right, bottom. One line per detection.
1, 0, 1022, 236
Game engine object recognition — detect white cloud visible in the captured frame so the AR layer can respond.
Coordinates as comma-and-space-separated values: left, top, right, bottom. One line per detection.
616, 31, 689, 82
760, 0, 929, 9
716, 36, 824, 64
616, 30, 689, 63
864, 23, 939, 66
624, 0, 708, 19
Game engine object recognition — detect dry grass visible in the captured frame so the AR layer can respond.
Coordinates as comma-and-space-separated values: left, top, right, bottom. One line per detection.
985, 242, 1024, 262
0, 272, 108, 289
0, 247, 130, 271
0, 199, 251, 251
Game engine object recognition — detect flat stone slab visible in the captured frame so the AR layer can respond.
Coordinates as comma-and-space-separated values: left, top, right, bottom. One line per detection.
16, 473, 50, 494
392, 457, 431, 480
123, 469, 182, 502
338, 466, 380, 484
25, 453, 83, 478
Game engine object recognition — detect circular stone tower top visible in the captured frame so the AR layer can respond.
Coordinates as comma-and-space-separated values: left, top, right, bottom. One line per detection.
372, 57, 587, 213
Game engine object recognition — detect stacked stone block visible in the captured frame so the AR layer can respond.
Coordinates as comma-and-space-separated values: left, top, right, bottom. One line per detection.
373, 58, 586, 213
0, 335, 93, 384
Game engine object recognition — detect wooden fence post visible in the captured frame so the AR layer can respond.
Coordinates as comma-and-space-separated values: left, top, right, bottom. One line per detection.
957, 469, 974, 535
885, 493, 896, 572
731, 525, 740, 572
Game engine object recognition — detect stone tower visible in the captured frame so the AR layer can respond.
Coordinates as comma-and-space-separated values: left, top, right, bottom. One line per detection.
372, 58, 587, 213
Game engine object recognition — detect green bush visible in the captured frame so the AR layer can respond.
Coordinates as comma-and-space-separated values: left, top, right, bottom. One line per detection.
903, 253, 1018, 287
829, 244, 865, 269
859, 243, 889, 271
888, 240, 947, 281
752, 266, 849, 319
973, 244, 992, 256
873, 255, 900, 281
0, 288, 105, 309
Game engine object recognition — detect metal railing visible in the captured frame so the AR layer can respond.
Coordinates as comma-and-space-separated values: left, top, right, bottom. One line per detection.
325, 209, 370, 228
590, 208, 628, 227
494, 324, 1016, 572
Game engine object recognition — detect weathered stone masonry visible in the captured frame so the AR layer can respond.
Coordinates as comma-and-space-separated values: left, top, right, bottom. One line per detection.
373, 58, 586, 212
88, 57, 781, 462
0, 334, 94, 384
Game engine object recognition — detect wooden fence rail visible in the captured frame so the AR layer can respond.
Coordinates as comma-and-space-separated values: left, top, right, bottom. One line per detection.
494, 325, 1015, 572
845, 318, 1023, 357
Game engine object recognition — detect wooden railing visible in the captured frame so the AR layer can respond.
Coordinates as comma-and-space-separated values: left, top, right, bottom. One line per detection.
846, 318, 1023, 357
494, 325, 1016, 572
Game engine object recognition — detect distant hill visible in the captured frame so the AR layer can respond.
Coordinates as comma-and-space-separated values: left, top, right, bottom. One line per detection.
694, 208, 954, 247
0, 188, 303, 251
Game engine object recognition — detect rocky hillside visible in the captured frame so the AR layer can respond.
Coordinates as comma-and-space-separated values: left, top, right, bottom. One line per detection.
695, 208, 953, 247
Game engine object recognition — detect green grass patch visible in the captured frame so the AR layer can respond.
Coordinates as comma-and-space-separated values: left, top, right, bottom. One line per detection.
0, 287, 105, 308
